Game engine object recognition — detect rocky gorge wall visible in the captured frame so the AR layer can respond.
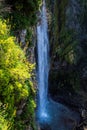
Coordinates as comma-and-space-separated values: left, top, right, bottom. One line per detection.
45, 0, 87, 129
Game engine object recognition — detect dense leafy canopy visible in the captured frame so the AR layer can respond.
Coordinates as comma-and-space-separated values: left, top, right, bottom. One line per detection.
0, 19, 35, 129
5, 0, 41, 30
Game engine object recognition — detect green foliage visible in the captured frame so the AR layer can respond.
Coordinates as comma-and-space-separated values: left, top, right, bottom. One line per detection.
0, 102, 10, 130
3, 0, 42, 58
14, 95, 36, 130
0, 19, 35, 129
48, 0, 69, 61
5, 0, 42, 30
56, 28, 78, 64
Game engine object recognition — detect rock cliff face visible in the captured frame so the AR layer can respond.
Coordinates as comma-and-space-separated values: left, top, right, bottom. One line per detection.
45, 0, 87, 128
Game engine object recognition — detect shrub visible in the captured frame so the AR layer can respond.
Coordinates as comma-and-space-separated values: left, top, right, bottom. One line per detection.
0, 19, 35, 129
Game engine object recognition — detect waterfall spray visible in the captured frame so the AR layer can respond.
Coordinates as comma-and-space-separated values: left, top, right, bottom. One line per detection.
37, 0, 49, 119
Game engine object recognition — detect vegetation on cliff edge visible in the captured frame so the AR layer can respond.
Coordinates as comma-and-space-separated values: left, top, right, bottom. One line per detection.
0, 19, 35, 130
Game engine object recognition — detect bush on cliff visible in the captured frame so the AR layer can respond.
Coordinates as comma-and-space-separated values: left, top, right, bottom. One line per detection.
5, 0, 41, 30
0, 19, 35, 129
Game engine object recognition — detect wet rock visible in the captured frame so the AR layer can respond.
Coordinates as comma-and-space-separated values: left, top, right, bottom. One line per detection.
20, 29, 27, 44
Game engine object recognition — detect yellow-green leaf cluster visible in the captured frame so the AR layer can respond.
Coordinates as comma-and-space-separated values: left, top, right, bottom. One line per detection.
0, 19, 35, 129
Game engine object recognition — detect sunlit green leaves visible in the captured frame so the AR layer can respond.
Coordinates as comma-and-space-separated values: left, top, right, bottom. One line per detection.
0, 19, 35, 129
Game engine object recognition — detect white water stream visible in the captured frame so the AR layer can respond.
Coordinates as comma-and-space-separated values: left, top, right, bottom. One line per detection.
37, 0, 49, 119
36, 0, 80, 129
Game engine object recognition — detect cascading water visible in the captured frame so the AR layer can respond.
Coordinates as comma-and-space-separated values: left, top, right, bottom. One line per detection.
36, 0, 80, 129
37, 0, 49, 120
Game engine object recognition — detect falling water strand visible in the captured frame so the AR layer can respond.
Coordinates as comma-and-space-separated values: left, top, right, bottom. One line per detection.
37, 0, 49, 118
36, 0, 81, 129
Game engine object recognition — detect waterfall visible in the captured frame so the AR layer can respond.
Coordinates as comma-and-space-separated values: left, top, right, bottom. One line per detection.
36, 0, 80, 129
37, 0, 49, 119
